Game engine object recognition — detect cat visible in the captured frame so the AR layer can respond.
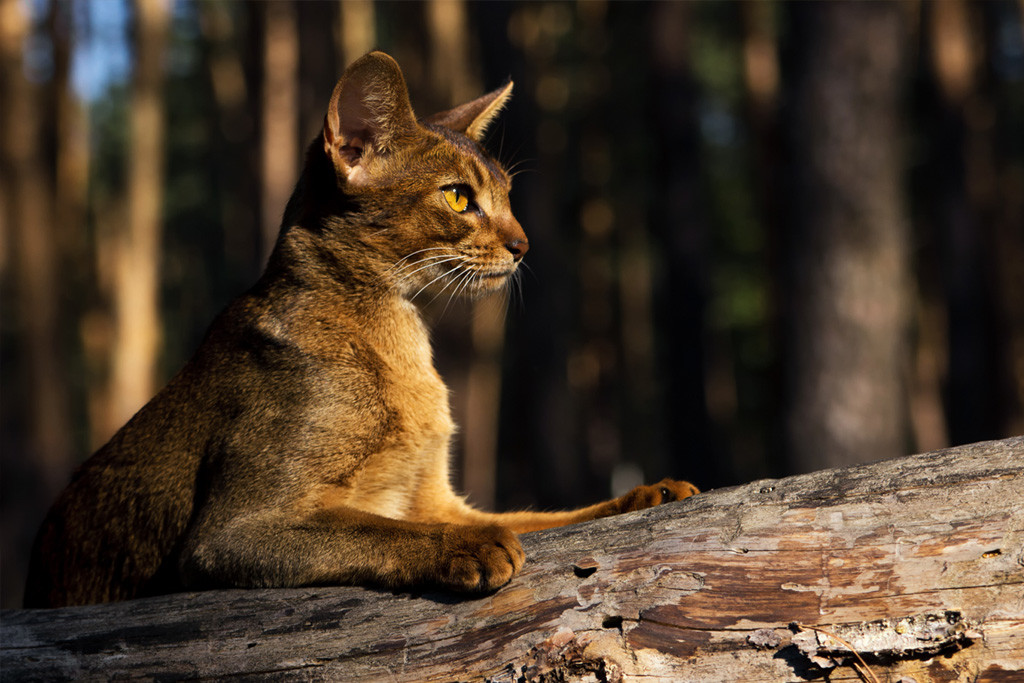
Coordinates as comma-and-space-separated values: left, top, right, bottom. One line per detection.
24, 51, 699, 608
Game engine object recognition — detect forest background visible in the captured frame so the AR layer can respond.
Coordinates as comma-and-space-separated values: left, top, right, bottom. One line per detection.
2, 0, 1022, 609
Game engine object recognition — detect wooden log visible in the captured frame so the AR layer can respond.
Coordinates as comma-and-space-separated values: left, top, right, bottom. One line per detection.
3, 437, 1023, 681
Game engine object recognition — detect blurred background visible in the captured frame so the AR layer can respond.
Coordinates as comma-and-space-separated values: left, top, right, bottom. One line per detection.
2, 0, 1022, 609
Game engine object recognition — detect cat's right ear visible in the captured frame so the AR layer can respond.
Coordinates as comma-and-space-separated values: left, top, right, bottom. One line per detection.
324, 51, 418, 186
424, 81, 514, 143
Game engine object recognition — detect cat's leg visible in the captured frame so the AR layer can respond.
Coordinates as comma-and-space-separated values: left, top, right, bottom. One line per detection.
435, 478, 700, 534
178, 504, 524, 593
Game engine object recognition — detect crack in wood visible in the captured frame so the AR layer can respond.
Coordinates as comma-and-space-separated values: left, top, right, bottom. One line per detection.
790, 611, 981, 670
834, 578, 1024, 603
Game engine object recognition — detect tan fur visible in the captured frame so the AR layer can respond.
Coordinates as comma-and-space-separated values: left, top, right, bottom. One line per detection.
24, 52, 698, 608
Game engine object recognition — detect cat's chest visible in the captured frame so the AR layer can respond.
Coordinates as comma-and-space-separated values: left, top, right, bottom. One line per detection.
331, 312, 454, 519
363, 301, 453, 438
382, 338, 452, 438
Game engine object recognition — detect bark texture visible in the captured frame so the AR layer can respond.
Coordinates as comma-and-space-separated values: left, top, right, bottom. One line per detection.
3, 437, 1022, 681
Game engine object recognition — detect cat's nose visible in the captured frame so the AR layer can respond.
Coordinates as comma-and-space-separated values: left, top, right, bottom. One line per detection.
506, 239, 529, 262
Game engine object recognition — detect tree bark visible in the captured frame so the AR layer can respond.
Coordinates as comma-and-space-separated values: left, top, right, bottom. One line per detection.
3, 437, 1022, 681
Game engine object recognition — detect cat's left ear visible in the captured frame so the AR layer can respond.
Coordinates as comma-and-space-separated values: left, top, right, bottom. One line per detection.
423, 81, 513, 143
324, 51, 418, 185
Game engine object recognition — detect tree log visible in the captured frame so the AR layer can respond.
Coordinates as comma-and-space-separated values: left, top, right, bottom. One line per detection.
3, 437, 1023, 681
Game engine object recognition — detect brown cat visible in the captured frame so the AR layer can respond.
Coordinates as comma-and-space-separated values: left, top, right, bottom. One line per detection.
24, 52, 698, 609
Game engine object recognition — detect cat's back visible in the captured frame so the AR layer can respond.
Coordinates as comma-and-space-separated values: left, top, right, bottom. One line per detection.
24, 271, 449, 606
22, 292, 292, 607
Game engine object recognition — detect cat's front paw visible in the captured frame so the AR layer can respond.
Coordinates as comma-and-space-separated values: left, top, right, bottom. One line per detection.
437, 524, 525, 592
616, 478, 700, 514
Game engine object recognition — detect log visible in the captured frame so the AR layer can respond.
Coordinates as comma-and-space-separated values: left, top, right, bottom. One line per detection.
3, 437, 1023, 681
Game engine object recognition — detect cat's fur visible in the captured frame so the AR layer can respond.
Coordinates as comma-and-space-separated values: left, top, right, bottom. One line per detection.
24, 52, 698, 608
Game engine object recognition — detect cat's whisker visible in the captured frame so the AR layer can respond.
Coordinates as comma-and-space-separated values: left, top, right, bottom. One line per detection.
517, 260, 538, 286
423, 272, 459, 312
434, 260, 477, 312
504, 269, 522, 317
497, 274, 512, 319
436, 267, 473, 317
501, 141, 529, 175
505, 156, 537, 180
445, 263, 480, 315
386, 246, 453, 268
391, 254, 461, 280
426, 255, 479, 318
395, 264, 463, 298
396, 246, 454, 258
504, 286, 513, 321
410, 259, 467, 302
393, 255, 463, 290
390, 252, 459, 275
385, 247, 456, 276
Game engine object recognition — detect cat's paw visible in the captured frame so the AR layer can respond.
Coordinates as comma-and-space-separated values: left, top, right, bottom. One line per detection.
616, 478, 700, 514
437, 524, 525, 592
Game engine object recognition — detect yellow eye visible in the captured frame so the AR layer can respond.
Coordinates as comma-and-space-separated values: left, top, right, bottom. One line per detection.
443, 186, 470, 213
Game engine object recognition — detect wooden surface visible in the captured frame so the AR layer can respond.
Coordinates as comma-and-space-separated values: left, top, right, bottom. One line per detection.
3, 437, 1023, 681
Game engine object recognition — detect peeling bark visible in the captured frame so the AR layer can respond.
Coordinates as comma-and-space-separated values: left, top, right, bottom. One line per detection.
3, 438, 1023, 681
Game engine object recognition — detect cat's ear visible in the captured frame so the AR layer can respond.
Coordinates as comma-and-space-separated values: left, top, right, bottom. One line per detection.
423, 81, 513, 143
323, 51, 418, 185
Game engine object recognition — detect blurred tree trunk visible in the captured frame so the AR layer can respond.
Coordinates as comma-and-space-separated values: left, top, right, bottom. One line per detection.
608, 2, 665, 494
297, 2, 337, 142
104, 0, 170, 437
51, 1, 89, 302
922, 0, 1024, 443
649, 2, 713, 485
784, 2, 912, 471
907, 0, 969, 455
259, 0, 298, 263
924, 0, 996, 448
48, 0, 88, 465
0, 0, 72, 496
0, 0, 73, 608
740, 0, 786, 474
337, 0, 375, 70
426, 0, 475, 105
198, 1, 261, 294
983, 2, 1024, 437
574, 1, 622, 492
495, 3, 583, 510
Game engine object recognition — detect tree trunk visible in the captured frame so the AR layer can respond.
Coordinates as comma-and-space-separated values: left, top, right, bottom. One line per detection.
198, 0, 262, 294
105, 0, 170, 438
3, 437, 1022, 681
649, 1, 713, 488
259, 0, 299, 263
0, 0, 73, 608
337, 0, 375, 70
784, 1, 913, 472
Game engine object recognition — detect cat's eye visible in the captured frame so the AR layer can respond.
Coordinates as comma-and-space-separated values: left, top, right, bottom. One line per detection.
442, 186, 472, 213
